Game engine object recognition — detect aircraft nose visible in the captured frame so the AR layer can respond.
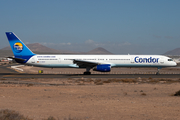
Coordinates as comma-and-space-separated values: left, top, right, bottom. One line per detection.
173, 62, 177, 66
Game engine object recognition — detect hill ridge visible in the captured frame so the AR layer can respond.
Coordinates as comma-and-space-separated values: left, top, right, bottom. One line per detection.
164, 48, 180, 55
0, 43, 112, 55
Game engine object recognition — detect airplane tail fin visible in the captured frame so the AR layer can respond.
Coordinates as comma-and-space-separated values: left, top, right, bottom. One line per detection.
5, 32, 35, 63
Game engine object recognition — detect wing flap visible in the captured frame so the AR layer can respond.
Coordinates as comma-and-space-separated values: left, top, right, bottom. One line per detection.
73, 59, 99, 68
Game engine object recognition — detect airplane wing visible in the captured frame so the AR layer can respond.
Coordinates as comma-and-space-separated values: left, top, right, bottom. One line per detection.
73, 59, 99, 68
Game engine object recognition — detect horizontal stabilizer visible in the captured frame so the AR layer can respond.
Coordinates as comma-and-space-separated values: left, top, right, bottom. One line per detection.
7, 57, 26, 62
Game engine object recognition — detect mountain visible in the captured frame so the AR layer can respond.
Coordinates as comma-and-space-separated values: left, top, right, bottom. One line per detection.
164, 48, 180, 55
28, 43, 61, 53
87, 47, 113, 54
0, 50, 13, 58
1, 43, 71, 54
0, 44, 113, 58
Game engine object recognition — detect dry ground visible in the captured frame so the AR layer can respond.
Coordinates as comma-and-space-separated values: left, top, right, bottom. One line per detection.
1, 64, 180, 120
0, 78, 180, 120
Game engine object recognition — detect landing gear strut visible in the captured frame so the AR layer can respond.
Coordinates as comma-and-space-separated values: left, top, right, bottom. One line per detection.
84, 67, 91, 75
156, 67, 161, 75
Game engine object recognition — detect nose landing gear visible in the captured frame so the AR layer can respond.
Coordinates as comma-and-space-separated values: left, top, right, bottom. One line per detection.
156, 67, 161, 75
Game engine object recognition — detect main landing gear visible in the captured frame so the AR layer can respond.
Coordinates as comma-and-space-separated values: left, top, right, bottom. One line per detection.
83, 67, 91, 75
84, 72, 91, 75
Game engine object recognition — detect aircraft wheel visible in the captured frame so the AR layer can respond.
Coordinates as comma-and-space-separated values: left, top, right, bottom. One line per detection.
84, 72, 91, 75
156, 72, 160, 75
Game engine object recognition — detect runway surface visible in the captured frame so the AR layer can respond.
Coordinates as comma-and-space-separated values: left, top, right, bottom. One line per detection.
0, 65, 180, 78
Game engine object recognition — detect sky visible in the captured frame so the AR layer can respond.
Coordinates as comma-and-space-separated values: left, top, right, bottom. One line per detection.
0, 0, 180, 54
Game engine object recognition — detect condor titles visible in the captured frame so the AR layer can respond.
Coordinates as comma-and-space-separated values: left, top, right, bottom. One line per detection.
134, 56, 159, 63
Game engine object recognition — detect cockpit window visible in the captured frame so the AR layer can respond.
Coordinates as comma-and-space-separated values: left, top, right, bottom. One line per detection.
168, 59, 173, 61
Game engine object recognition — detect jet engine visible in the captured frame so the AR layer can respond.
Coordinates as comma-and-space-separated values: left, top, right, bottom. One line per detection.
93, 64, 111, 72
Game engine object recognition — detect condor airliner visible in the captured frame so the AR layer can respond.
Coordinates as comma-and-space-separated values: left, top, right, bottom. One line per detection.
6, 32, 177, 75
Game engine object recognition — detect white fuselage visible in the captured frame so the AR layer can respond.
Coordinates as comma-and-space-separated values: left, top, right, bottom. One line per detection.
26, 54, 177, 68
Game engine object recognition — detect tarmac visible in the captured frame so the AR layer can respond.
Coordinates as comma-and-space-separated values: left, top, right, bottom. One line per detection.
0, 64, 180, 79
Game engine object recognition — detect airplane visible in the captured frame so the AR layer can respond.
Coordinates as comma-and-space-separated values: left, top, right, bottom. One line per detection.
5, 32, 177, 75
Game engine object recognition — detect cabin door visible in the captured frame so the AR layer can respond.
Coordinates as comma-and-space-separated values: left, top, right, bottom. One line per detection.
31, 57, 35, 63
58, 58, 61, 63
131, 56, 135, 64
159, 58, 164, 64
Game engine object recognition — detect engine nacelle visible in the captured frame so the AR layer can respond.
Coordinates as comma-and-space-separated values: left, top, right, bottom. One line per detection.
93, 64, 111, 72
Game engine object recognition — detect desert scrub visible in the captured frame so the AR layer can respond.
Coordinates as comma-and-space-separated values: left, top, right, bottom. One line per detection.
149, 79, 159, 83
93, 79, 103, 85
105, 78, 137, 83
0, 109, 32, 120
42, 116, 56, 120
0, 109, 88, 120
174, 90, 180, 96
141, 93, 147, 96
27, 83, 34, 87
121, 78, 137, 83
